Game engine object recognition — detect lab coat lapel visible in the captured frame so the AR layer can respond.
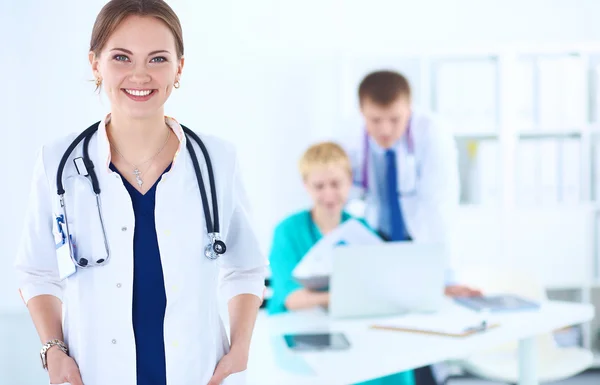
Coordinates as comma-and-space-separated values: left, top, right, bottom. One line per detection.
396, 137, 417, 195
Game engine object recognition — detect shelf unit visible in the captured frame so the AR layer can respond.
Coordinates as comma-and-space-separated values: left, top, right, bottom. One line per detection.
594, 351, 600, 367
339, 43, 600, 368
449, 46, 600, 367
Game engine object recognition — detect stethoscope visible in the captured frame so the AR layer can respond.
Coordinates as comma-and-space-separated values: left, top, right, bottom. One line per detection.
353, 117, 417, 200
55, 121, 226, 269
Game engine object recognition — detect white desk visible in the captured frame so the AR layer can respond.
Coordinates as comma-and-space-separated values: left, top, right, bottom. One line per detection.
245, 300, 594, 385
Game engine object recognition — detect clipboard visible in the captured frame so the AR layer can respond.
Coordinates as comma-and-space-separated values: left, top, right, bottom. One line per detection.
369, 314, 500, 338
370, 321, 500, 338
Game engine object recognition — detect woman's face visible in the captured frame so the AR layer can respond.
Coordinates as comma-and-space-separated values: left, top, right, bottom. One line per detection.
89, 15, 184, 120
304, 164, 352, 217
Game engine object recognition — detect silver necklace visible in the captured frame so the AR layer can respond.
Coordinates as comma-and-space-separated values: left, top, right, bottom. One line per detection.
111, 128, 172, 189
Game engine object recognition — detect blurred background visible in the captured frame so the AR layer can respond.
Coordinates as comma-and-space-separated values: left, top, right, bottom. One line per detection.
2, 0, 600, 383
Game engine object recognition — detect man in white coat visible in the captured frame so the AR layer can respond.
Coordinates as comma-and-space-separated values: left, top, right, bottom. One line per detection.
344, 70, 481, 385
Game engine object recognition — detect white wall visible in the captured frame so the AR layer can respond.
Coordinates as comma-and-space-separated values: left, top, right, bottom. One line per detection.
2, 0, 600, 313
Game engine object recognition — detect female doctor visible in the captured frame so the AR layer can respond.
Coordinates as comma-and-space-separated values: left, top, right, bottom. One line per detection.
14, 1, 267, 385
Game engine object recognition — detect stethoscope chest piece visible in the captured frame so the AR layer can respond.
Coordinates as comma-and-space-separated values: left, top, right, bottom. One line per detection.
205, 232, 226, 260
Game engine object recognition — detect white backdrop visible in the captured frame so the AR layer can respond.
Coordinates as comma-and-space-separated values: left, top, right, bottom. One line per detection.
2, 0, 600, 313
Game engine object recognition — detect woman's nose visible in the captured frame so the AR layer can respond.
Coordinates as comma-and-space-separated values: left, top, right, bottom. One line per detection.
129, 64, 151, 84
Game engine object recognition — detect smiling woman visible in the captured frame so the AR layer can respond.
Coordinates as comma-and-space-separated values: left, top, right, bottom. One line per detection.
14, 1, 267, 385
89, 6, 184, 120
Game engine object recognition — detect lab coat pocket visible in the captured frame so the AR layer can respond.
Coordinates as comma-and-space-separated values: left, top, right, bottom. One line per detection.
52, 215, 76, 280
222, 369, 247, 385
62, 174, 107, 266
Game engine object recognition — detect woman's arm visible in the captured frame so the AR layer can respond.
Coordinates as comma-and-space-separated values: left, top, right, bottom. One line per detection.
208, 149, 268, 385
27, 295, 64, 344
15, 147, 83, 384
284, 288, 329, 310
228, 294, 262, 357
267, 221, 326, 314
269, 216, 332, 313
28, 295, 84, 385
207, 293, 262, 385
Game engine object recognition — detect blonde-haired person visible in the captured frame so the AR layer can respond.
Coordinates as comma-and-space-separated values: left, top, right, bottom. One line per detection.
267, 142, 414, 385
14, 1, 267, 385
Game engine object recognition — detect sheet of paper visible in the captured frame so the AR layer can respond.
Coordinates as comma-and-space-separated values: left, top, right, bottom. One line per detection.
373, 310, 489, 335
292, 219, 383, 282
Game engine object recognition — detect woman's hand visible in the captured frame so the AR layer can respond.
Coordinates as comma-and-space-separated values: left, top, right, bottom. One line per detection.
48, 348, 84, 385
284, 289, 330, 311
444, 284, 482, 298
206, 347, 248, 385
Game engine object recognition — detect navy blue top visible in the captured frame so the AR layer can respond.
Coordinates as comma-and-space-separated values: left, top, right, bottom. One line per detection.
111, 163, 170, 385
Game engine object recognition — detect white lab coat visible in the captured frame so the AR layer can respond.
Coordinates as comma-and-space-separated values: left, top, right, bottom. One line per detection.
14, 115, 268, 385
344, 110, 460, 245
344, 110, 459, 383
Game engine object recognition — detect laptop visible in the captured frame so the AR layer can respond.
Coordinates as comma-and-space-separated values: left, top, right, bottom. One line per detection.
329, 242, 447, 319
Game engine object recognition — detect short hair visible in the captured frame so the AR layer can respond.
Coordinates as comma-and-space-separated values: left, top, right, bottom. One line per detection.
298, 142, 352, 180
358, 70, 411, 106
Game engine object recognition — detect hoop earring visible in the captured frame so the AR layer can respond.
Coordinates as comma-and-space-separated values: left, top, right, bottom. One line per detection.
174, 80, 180, 89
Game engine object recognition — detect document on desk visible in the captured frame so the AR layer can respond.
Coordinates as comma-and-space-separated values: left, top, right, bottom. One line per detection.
371, 311, 499, 338
293, 219, 382, 290
454, 294, 540, 312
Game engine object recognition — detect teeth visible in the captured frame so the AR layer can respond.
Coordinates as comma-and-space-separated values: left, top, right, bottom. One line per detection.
125, 89, 152, 96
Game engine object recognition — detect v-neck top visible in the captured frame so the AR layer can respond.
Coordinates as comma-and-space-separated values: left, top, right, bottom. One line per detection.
110, 162, 171, 385
267, 210, 356, 315
266, 209, 416, 385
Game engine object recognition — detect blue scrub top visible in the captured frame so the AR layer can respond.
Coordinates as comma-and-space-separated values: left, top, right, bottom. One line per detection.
111, 163, 170, 385
266, 210, 415, 385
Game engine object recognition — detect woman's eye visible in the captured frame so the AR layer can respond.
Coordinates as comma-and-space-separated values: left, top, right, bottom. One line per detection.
113, 54, 129, 62
151, 56, 167, 63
